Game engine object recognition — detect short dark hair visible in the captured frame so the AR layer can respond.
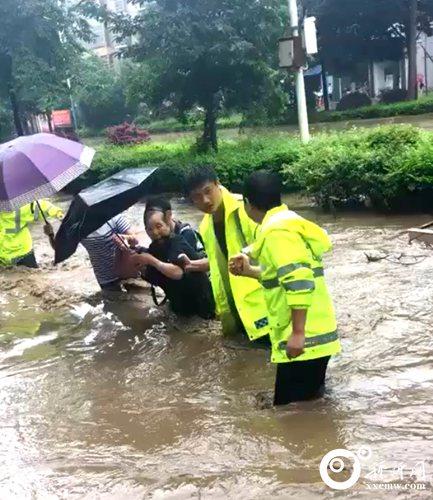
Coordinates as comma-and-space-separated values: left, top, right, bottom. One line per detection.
243, 170, 282, 211
145, 195, 172, 214
144, 196, 171, 224
184, 165, 218, 194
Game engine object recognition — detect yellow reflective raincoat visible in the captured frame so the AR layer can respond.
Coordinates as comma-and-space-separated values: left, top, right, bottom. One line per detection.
246, 204, 341, 363
199, 187, 269, 340
0, 200, 63, 266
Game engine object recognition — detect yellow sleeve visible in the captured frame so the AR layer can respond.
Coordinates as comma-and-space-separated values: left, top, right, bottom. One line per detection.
39, 199, 63, 219
264, 229, 315, 309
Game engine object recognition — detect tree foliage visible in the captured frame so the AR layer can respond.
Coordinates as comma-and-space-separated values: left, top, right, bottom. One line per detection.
111, 0, 286, 150
0, 0, 92, 135
70, 56, 132, 129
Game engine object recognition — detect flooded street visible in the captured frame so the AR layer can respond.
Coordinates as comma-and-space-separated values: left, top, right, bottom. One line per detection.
1, 197, 433, 499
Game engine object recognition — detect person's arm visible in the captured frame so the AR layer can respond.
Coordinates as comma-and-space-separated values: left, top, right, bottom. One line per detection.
176, 226, 209, 272
39, 199, 63, 220
113, 215, 140, 248
177, 254, 210, 273
229, 253, 260, 279
135, 252, 184, 280
37, 200, 62, 248
287, 309, 307, 359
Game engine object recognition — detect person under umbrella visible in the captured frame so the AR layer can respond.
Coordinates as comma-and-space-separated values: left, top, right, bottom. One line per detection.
0, 132, 95, 269
80, 213, 140, 292
53, 167, 158, 291
0, 199, 63, 268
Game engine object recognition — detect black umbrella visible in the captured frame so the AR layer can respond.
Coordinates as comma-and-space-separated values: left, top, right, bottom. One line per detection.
54, 167, 158, 264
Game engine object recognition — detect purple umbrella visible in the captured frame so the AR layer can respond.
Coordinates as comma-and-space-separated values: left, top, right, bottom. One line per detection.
0, 133, 95, 212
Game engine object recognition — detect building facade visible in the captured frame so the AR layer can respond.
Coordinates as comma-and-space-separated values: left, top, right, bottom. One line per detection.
86, 0, 139, 63
371, 34, 433, 97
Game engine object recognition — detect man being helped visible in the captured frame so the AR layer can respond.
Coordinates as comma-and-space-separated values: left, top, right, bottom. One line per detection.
145, 196, 205, 255
230, 171, 341, 405
0, 199, 63, 268
81, 214, 139, 292
134, 199, 215, 319
183, 166, 269, 343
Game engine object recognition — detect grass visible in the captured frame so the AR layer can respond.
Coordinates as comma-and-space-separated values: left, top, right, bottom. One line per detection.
135, 114, 243, 134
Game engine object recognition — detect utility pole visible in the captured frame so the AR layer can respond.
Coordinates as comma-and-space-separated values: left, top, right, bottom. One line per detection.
288, 0, 310, 142
407, 0, 418, 100
321, 60, 330, 111
66, 78, 78, 129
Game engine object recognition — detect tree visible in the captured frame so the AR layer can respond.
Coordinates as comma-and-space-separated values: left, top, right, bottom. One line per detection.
0, 100, 14, 142
0, 0, 92, 136
70, 56, 132, 129
111, 0, 285, 150
306, 0, 433, 98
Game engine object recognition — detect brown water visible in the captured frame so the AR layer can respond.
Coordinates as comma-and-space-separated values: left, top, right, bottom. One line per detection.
1, 197, 433, 499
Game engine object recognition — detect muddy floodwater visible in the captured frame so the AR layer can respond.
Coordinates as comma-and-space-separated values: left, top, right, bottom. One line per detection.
1, 196, 433, 499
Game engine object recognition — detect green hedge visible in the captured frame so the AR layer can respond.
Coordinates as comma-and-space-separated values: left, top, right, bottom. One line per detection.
284, 125, 433, 209
91, 136, 301, 192
89, 124, 433, 210
316, 96, 433, 122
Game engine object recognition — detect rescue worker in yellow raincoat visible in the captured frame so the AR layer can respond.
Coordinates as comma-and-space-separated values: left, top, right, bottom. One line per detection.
182, 165, 270, 345
230, 170, 341, 405
0, 199, 63, 268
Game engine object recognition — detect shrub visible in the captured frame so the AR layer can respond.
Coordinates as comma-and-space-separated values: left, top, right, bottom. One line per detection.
106, 122, 151, 145
336, 92, 372, 111
90, 136, 302, 193
283, 125, 433, 209
317, 96, 433, 122
86, 124, 433, 211
379, 88, 408, 104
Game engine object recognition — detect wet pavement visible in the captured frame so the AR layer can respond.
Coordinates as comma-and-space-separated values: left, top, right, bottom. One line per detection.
1, 196, 433, 499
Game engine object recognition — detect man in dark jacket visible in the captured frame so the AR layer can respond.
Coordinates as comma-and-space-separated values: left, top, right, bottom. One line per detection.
134, 197, 215, 319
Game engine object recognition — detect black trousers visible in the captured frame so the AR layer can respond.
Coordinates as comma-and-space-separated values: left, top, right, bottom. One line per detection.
16, 251, 38, 269
274, 355, 331, 406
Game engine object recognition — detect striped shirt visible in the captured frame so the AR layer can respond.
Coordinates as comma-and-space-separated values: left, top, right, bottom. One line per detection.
81, 215, 131, 286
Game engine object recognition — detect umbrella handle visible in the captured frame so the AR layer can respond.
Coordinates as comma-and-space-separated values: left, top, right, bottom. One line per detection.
36, 200, 49, 225
36, 201, 57, 249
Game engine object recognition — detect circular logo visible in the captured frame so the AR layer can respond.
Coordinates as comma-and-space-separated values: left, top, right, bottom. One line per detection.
319, 448, 362, 490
